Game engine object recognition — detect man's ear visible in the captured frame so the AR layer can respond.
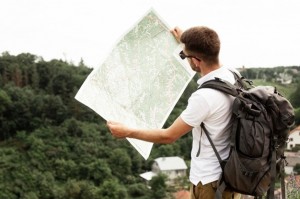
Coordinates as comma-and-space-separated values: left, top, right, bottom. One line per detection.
192, 58, 201, 66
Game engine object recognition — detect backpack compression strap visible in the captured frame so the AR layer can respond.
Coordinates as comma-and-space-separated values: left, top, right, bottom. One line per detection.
229, 69, 254, 90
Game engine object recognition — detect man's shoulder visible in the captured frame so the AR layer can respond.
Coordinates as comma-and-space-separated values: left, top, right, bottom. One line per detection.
198, 67, 237, 85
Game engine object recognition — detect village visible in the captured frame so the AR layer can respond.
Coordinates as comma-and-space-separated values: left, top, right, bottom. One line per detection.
139, 65, 300, 199
140, 125, 300, 199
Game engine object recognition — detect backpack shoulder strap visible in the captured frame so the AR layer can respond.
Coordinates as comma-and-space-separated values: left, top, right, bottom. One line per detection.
200, 123, 223, 167
201, 122, 229, 199
199, 77, 240, 97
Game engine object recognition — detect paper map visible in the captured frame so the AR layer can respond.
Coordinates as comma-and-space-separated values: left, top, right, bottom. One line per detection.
75, 9, 195, 159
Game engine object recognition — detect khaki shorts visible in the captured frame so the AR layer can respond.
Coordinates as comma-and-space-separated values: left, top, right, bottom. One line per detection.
190, 181, 241, 199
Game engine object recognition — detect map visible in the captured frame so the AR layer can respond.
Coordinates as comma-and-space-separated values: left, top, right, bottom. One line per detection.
75, 9, 195, 159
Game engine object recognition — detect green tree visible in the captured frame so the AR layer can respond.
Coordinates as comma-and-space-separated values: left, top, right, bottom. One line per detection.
241, 68, 257, 79
127, 183, 150, 198
293, 163, 300, 174
0, 89, 12, 139
0, 85, 35, 138
109, 148, 132, 181
99, 179, 128, 199
149, 173, 167, 199
78, 159, 113, 185
290, 86, 300, 108
286, 174, 300, 199
153, 144, 180, 157
294, 108, 300, 126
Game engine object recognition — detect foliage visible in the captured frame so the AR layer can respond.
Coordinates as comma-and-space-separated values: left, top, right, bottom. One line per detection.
0, 52, 195, 198
290, 86, 300, 108
286, 174, 300, 199
293, 164, 300, 174
252, 79, 297, 100
149, 174, 168, 199
0, 52, 300, 198
294, 108, 300, 126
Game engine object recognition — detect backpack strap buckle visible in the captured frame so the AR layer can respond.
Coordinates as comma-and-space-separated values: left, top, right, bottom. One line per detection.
214, 77, 224, 82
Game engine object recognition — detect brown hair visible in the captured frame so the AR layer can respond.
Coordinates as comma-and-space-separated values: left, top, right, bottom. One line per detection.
180, 26, 220, 65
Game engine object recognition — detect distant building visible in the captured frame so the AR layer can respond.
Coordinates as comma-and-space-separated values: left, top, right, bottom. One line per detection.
285, 152, 300, 174
140, 156, 187, 184
275, 72, 292, 84
287, 125, 300, 150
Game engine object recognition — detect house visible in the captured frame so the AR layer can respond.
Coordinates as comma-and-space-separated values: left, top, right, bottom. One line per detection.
152, 156, 188, 180
140, 156, 187, 183
287, 125, 300, 150
275, 72, 292, 84
284, 126, 300, 174
284, 152, 300, 174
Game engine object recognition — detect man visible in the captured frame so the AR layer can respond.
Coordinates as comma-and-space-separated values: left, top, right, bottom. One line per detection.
107, 26, 239, 199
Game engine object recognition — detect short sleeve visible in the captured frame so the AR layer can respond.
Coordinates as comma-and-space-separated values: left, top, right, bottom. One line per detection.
180, 91, 210, 127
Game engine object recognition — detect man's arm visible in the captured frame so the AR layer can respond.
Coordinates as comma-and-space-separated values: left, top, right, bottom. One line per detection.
107, 116, 192, 144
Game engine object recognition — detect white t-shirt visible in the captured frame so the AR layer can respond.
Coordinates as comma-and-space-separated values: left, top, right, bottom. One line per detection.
180, 67, 237, 186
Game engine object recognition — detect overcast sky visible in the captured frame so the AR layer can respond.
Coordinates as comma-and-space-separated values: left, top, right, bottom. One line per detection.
0, 0, 299, 68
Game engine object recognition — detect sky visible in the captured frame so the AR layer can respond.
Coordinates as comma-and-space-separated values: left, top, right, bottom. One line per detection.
0, 0, 299, 68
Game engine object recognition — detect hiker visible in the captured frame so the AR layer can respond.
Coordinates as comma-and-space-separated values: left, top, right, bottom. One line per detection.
107, 26, 240, 199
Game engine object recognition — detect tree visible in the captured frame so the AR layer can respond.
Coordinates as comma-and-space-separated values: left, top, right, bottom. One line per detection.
40, 95, 68, 125
127, 183, 150, 198
294, 108, 300, 126
241, 68, 257, 79
99, 179, 128, 199
109, 148, 132, 181
290, 86, 300, 108
36, 61, 51, 89
286, 173, 300, 199
0, 89, 12, 138
149, 173, 167, 199
0, 85, 36, 138
293, 163, 300, 174
152, 144, 180, 157
77, 159, 113, 185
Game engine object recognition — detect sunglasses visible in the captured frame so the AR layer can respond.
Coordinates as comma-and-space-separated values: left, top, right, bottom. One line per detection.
179, 50, 201, 61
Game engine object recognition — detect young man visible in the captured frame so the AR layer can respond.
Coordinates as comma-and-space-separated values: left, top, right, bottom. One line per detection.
107, 26, 239, 199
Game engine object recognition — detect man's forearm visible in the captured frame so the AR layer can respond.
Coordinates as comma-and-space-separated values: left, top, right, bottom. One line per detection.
108, 117, 192, 144
129, 128, 175, 144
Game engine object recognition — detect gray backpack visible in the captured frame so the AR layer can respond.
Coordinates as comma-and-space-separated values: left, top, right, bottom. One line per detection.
199, 72, 295, 199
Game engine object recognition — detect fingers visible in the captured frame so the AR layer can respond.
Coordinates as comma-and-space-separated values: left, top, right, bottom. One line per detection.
106, 120, 127, 139
106, 120, 117, 131
107, 120, 116, 126
172, 26, 182, 34
171, 26, 183, 43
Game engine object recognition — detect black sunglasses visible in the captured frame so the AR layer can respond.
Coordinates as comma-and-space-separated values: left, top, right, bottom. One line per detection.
179, 50, 201, 61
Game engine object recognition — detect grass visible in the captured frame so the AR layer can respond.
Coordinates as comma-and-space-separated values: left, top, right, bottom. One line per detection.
252, 79, 297, 100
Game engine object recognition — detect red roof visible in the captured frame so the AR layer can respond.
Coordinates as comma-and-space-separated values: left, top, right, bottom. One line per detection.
174, 190, 190, 199
290, 125, 300, 134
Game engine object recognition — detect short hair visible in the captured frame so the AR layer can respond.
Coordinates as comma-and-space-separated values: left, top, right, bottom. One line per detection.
180, 26, 220, 65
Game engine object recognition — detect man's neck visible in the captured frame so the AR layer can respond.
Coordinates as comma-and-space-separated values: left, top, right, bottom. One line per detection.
200, 63, 221, 76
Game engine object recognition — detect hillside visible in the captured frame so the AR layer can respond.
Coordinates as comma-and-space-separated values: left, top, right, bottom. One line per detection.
0, 52, 300, 199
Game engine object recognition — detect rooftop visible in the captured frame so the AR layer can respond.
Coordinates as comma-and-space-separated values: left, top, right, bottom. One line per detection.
155, 156, 187, 171
290, 125, 300, 134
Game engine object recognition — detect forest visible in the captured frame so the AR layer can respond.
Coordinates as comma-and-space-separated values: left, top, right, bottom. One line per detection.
0, 52, 300, 199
